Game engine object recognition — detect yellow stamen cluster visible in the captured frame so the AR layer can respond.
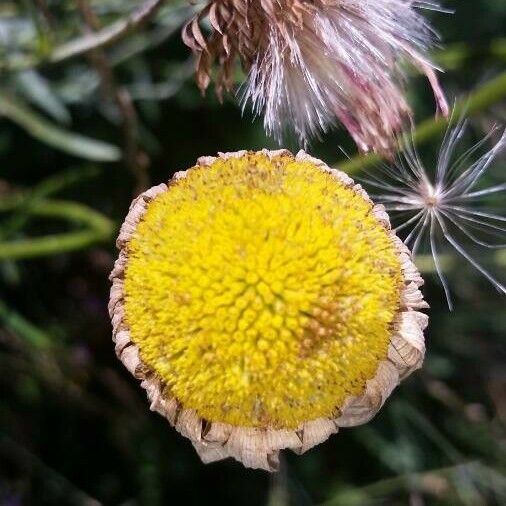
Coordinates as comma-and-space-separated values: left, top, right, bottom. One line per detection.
124, 153, 402, 429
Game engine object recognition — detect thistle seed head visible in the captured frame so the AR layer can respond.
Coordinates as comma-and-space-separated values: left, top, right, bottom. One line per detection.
183, 0, 449, 154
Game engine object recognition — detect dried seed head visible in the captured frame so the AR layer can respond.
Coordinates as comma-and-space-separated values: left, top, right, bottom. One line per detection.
182, 0, 448, 154
109, 150, 428, 470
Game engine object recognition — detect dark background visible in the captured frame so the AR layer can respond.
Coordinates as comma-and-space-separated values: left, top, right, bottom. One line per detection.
0, 1, 505, 504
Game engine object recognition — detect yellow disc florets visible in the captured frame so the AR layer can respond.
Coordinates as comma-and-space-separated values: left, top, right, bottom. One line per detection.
123, 152, 403, 429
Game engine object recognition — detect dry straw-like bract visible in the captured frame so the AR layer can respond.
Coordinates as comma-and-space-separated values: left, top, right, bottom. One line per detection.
109, 150, 428, 470
182, 0, 448, 154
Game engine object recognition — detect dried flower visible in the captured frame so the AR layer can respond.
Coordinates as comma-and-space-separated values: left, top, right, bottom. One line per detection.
182, 0, 448, 154
109, 150, 427, 470
363, 122, 506, 309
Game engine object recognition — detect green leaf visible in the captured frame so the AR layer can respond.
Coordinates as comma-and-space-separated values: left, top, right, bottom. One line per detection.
16, 70, 71, 124
0, 298, 51, 348
0, 91, 121, 162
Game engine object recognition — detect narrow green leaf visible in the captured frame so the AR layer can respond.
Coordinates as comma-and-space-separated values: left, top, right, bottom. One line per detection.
0, 91, 121, 162
0, 298, 51, 348
0, 229, 111, 260
16, 70, 71, 124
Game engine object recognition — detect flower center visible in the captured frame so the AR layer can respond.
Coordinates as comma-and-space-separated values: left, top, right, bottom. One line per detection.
123, 153, 402, 429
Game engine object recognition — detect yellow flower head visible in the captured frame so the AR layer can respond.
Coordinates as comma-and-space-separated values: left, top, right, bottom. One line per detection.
109, 150, 428, 471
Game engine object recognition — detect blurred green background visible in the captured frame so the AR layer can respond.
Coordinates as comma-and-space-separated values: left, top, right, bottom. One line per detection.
0, 1, 505, 505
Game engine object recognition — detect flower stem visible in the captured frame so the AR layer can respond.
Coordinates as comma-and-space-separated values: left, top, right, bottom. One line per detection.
338, 71, 506, 174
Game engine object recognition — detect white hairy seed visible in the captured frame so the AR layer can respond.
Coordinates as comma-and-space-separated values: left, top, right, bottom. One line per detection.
362, 121, 506, 308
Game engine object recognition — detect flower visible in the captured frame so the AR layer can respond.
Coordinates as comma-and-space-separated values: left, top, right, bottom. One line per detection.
109, 150, 428, 470
182, 0, 448, 154
363, 122, 506, 309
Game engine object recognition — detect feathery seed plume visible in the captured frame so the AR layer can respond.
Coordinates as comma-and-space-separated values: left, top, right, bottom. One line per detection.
364, 122, 506, 308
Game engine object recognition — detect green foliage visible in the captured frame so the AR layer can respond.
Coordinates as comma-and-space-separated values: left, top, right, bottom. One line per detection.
0, 1, 505, 505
